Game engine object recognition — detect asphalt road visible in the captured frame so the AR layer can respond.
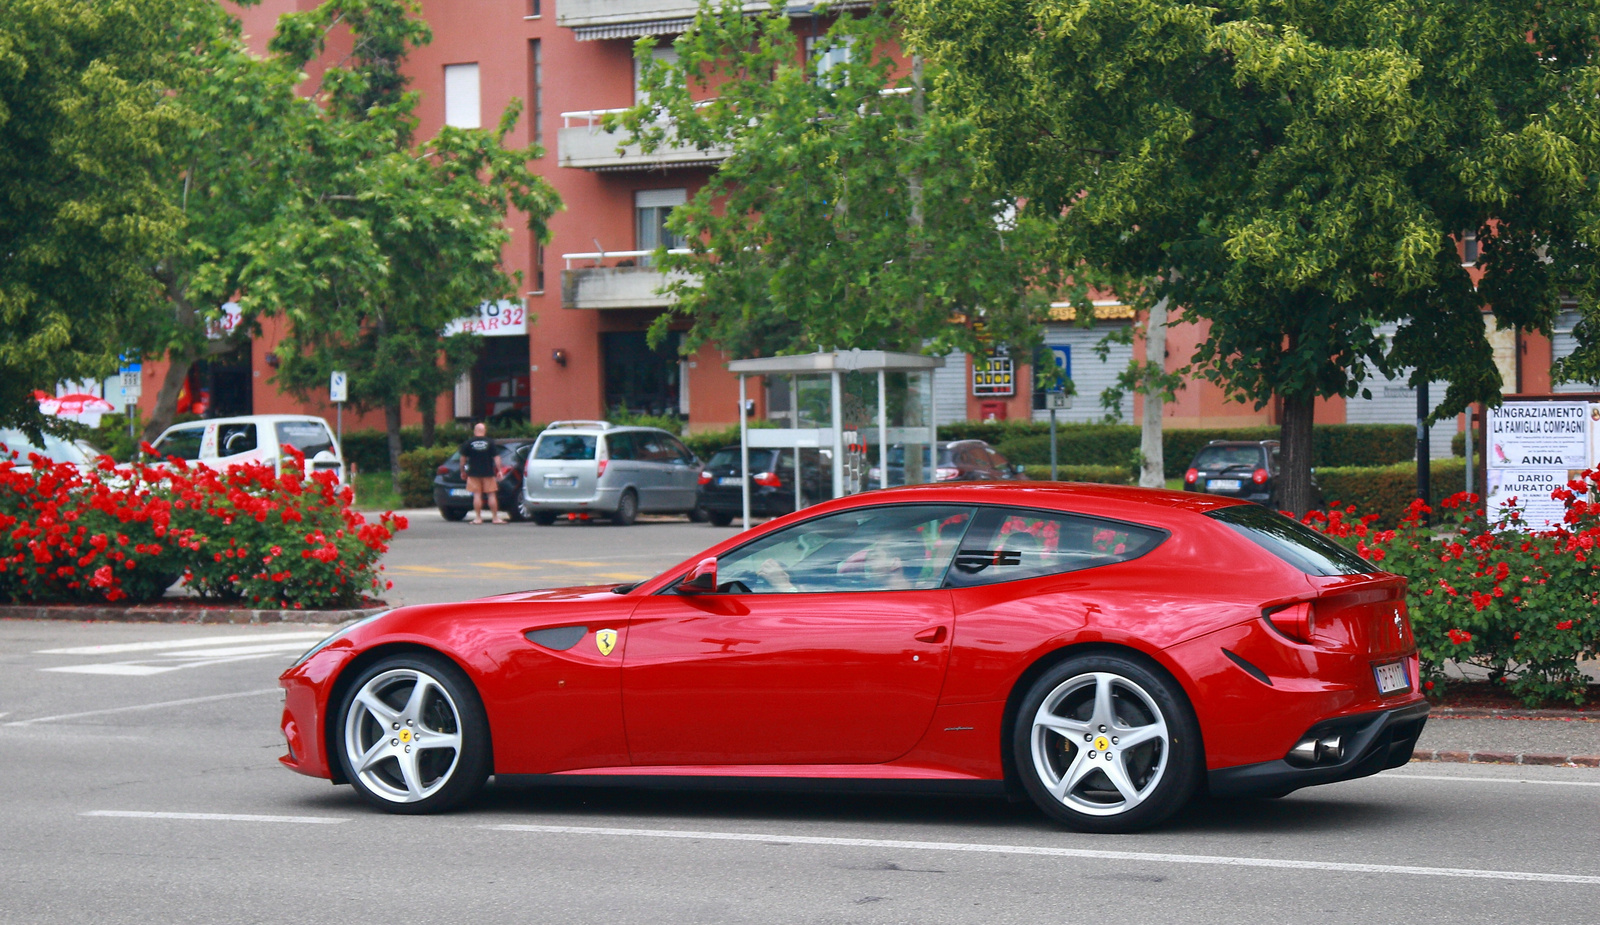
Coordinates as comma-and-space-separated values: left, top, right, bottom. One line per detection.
4, 615, 1600, 925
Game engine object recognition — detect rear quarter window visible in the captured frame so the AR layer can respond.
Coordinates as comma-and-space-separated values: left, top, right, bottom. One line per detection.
1206, 504, 1378, 576
946, 507, 1167, 587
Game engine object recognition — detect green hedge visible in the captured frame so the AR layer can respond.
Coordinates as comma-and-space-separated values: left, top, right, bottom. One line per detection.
1020, 464, 1135, 484
343, 421, 546, 474
1316, 458, 1466, 526
969, 422, 1416, 469
397, 446, 453, 509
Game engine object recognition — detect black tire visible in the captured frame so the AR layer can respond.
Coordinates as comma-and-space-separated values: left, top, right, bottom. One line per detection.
438, 506, 468, 522
707, 512, 734, 527
334, 652, 491, 814
1012, 652, 1201, 833
687, 505, 710, 523
530, 511, 557, 526
611, 489, 639, 526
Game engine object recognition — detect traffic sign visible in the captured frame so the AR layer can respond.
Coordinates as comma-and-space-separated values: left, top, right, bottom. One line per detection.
118, 368, 142, 401
329, 371, 348, 404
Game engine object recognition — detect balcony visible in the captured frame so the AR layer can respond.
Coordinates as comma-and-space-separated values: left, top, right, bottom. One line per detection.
557, 1, 870, 41
558, 110, 729, 172
561, 250, 697, 310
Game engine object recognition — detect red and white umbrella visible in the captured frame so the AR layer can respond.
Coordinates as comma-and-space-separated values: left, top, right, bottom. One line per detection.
34, 390, 116, 422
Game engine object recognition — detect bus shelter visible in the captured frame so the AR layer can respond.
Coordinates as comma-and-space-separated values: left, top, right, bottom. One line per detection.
726, 350, 946, 529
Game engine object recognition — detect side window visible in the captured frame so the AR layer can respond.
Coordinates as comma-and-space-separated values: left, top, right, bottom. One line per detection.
711, 505, 976, 594
218, 423, 257, 457
607, 432, 636, 461
945, 507, 1166, 588
989, 449, 1011, 471
638, 435, 670, 463
664, 435, 693, 464
155, 426, 205, 461
955, 444, 985, 469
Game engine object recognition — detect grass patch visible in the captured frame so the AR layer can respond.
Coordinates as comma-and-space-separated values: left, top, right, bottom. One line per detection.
353, 471, 405, 511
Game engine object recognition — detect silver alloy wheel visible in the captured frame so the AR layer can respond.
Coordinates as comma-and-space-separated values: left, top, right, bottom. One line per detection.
344, 668, 464, 804
1030, 671, 1170, 817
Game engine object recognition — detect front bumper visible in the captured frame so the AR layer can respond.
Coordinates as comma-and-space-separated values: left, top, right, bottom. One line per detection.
1207, 699, 1429, 797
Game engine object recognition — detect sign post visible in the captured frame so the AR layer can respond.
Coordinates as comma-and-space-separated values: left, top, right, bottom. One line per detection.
118, 363, 142, 442
1045, 391, 1071, 480
329, 371, 348, 449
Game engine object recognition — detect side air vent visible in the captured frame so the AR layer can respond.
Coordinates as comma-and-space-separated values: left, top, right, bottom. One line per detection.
525, 626, 589, 651
1221, 648, 1273, 687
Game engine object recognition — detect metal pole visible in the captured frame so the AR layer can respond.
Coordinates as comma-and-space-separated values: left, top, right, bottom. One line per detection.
926, 369, 936, 484
1050, 407, 1058, 480
336, 402, 343, 452
739, 375, 750, 530
876, 370, 888, 492
1417, 380, 1431, 519
792, 375, 802, 512
830, 369, 844, 499
1464, 405, 1474, 497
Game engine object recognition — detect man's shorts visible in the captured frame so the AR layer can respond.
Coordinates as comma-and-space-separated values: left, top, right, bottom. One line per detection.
465, 476, 497, 494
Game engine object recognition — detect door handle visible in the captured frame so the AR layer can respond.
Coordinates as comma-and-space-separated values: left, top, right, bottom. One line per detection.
914, 626, 947, 643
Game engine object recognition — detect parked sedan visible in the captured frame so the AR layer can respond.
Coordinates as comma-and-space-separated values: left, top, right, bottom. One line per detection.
866, 439, 1024, 490
696, 446, 832, 526
1182, 439, 1318, 507
279, 482, 1426, 833
432, 439, 533, 522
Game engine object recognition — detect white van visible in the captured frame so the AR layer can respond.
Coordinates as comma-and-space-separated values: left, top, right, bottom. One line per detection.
150, 414, 345, 483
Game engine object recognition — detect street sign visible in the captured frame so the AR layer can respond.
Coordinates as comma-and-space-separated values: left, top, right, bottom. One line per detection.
329, 371, 348, 404
1045, 391, 1072, 410
118, 368, 142, 401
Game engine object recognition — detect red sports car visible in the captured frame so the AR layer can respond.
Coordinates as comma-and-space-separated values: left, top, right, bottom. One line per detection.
279, 483, 1427, 832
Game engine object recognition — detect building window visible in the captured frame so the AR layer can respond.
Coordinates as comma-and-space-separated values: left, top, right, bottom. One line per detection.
636, 188, 688, 265
528, 40, 543, 149
1462, 229, 1480, 267
526, 0, 540, 17
806, 34, 855, 85
531, 239, 545, 294
634, 44, 679, 105
444, 63, 481, 129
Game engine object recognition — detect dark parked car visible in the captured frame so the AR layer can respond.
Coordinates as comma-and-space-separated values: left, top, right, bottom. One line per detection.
1182, 439, 1315, 507
866, 439, 1024, 490
433, 439, 535, 521
696, 446, 832, 526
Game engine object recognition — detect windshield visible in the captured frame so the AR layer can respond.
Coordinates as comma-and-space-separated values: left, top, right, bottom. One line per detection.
1207, 503, 1379, 576
535, 433, 597, 461
1193, 446, 1265, 469
0, 429, 91, 466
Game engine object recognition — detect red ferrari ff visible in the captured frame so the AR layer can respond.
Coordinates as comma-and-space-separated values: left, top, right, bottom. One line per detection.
279, 483, 1427, 832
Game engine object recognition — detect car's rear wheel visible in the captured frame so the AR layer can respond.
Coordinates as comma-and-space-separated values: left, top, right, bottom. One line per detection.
707, 512, 733, 527
530, 511, 556, 526
1013, 653, 1200, 833
438, 506, 467, 522
335, 653, 490, 814
687, 505, 710, 523
611, 489, 638, 526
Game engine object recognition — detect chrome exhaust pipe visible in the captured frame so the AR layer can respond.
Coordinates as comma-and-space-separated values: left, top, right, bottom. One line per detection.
1316, 735, 1344, 762
1288, 738, 1319, 765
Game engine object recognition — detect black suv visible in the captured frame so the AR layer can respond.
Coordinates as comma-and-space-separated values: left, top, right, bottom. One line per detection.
1182, 439, 1287, 506
697, 446, 832, 526
433, 438, 535, 521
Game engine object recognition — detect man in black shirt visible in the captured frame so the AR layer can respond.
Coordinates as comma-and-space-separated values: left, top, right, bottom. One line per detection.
458, 422, 506, 524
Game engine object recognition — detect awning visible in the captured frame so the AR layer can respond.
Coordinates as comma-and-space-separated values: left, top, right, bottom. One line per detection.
574, 19, 695, 41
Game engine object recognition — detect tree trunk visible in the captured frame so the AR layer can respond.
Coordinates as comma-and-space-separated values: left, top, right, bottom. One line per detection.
143, 352, 196, 446
1278, 392, 1316, 515
1138, 294, 1169, 488
419, 393, 436, 446
385, 400, 404, 497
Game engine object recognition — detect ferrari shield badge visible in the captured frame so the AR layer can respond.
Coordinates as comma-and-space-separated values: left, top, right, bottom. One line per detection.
595, 629, 617, 657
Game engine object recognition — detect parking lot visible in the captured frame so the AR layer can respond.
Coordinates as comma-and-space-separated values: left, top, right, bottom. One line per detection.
3, 511, 1600, 924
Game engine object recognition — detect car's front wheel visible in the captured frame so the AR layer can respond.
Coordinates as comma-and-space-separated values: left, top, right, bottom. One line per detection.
707, 512, 733, 527
438, 506, 467, 522
335, 653, 490, 814
1013, 653, 1200, 833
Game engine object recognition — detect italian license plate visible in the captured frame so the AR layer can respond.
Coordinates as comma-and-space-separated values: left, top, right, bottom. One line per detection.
449, 488, 471, 498
718, 476, 745, 486
1207, 478, 1242, 491
545, 476, 577, 488
1374, 660, 1411, 695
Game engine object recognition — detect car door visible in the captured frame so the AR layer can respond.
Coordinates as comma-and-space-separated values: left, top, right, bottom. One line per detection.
662, 435, 699, 510
632, 431, 674, 511
621, 503, 976, 766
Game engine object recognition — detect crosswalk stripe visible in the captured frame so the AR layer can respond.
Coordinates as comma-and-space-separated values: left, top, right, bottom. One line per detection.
3, 688, 279, 726
83, 810, 346, 825
37, 631, 328, 657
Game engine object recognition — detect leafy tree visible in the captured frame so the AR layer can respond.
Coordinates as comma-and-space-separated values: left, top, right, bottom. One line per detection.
0, 0, 198, 432
261, 0, 561, 490
909, 0, 1600, 512
616, 1, 1070, 362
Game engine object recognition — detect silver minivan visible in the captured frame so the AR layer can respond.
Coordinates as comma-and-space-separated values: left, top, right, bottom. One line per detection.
520, 421, 704, 525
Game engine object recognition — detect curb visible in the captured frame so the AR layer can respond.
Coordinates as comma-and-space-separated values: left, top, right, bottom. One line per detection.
0, 604, 386, 625
1411, 748, 1600, 768
1431, 707, 1600, 721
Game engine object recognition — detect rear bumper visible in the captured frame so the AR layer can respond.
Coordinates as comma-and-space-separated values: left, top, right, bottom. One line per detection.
1207, 699, 1429, 797
698, 487, 795, 515
521, 487, 622, 514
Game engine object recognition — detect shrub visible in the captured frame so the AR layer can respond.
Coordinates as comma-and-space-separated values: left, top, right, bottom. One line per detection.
1305, 479, 1600, 706
1020, 464, 1135, 484
1316, 459, 1465, 527
946, 422, 1415, 469
398, 446, 454, 508
0, 447, 405, 608
341, 421, 546, 474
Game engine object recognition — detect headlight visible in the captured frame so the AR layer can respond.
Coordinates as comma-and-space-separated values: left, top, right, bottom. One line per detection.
288, 611, 389, 670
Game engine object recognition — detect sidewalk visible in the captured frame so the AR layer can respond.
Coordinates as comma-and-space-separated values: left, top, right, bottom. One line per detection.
1414, 710, 1600, 767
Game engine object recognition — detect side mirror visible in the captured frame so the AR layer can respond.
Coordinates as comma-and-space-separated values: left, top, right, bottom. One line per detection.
679, 556, 718, 594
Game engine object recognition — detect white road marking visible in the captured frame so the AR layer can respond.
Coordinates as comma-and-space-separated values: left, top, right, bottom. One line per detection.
36, 631, 328, 656
484, 824, 1600, 885
3, 688, 279, 726
83, 810, 346, 825
1382, 772, 1600, 788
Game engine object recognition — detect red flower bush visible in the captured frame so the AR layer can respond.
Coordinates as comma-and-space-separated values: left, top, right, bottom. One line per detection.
1303, 472, 1600, 706
0, 445, 405, 609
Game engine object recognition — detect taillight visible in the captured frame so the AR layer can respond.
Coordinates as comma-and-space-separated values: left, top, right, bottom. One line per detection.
698, 470, 712, 485
1252, 468, 1269, 485
597, 459, 608, 477
1184, 468, 1198, 484
935, 467, 960, 481
436, 465, 450, 476
753, 471, 782, 488
1266, 602, 1315, 644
